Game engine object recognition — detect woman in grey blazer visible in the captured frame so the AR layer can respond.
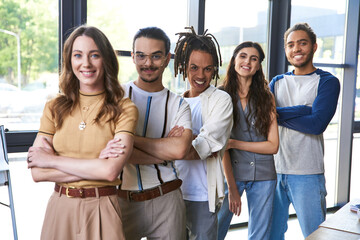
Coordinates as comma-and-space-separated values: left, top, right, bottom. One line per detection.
217, 41, 279, 240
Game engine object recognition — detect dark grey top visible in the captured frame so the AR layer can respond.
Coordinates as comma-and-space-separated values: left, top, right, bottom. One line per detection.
229, 99, 276, 181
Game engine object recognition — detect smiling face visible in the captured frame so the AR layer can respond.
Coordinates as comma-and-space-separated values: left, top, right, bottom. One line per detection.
186, 50, 214, 98
285, 30, 317, 73
234, 47, 261, 79
71, 35, 104, 93
132, 37, 170, 86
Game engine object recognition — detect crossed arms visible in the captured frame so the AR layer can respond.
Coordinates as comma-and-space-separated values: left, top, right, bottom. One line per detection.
270, 75, 340, 135
28, 132, 134, 183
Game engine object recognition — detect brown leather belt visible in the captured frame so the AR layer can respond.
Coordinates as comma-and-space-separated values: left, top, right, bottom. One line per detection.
54, 184, 118, 198
118, 179, 182, 202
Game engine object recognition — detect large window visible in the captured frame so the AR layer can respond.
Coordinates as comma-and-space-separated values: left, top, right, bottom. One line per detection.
291, 0, 346, 64
205, 0, 269, 83
0, 0, 59, 131
0, 1, 58, 239
205, 0, 270, 227
290, 0, 347, 209
1, 0, 359, 239
354, 48, 360, 121
350, 40, 360, 199
87, 0, 188, 94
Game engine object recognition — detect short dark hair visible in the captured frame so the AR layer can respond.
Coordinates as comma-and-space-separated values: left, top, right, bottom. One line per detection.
133, 27, 171, 54
284, 22, 317, 46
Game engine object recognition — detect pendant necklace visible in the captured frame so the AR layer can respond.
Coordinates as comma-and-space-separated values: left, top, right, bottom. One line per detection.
78, 99, 102, 130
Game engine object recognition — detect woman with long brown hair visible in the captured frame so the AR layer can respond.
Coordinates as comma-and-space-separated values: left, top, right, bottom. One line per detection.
27, 25, 138, 240
217, 41, 279, 240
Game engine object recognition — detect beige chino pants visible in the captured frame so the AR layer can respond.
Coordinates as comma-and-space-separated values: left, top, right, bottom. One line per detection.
41, 191, 125, 240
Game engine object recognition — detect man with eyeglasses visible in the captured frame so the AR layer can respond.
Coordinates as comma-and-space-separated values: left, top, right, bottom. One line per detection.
102, 27, 192, 239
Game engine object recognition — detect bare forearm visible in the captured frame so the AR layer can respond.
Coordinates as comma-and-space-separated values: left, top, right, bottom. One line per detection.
31, 167, 82, 183
134, 129, 192, 160
47, 152, 129, 182
32, 134, 134, 182
230, 140, 278, 154
128, 147, 164, 164
222, 151, 237, 191
29, 135, 82, 182
183, 146, 201, 160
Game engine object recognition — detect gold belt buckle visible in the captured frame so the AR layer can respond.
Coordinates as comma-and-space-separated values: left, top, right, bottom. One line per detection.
65, 186, 76, 198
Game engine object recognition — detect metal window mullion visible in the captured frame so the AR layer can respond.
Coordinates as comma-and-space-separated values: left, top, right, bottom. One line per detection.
59, 0, 87, 71
267, 0, 291, 80
187, 0, 205, 35
313, 63, 348, 68
335, 0, 360, 205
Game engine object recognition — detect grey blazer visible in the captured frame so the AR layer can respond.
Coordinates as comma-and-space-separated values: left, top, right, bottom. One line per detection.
230, 99, 276, 181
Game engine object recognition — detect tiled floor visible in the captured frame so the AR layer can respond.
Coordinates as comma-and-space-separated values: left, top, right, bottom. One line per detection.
225, 217, 303, 240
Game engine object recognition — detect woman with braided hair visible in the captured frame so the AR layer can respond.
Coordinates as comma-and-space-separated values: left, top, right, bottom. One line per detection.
217, 42, 279, 240
173, 26, 233, 240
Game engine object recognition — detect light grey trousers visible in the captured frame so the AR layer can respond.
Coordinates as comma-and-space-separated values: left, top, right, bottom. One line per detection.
185, 200, 219, 240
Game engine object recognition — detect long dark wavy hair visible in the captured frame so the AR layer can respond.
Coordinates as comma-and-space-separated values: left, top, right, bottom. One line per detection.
221, 41, 275, 137
52, 25, 124, 129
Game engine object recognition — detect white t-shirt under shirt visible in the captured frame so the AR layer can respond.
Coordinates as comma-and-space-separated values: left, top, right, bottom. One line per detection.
121, 81, 192, 191
177, 96, 209, 201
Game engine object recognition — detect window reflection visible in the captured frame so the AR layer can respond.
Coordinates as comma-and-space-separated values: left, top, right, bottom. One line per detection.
205, 0, 269, 84
0, 0, 58, 131
87, 0, 187, 93
355, 50, 360, 121
205, 0, 270, 226
291, 0, 346, 64
289, 0, 346, 207
290, 0, 346, 209
351, 39, 360, 200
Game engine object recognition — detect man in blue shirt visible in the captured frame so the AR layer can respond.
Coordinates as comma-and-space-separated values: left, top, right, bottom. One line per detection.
269, 23, 340, 239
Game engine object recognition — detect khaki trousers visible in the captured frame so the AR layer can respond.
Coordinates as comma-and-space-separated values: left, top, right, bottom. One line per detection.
41, 191, 125, 240
119, 188, 186, 240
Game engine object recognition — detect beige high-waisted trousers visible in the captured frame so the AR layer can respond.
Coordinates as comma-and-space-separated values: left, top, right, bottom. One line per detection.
40, 190, 125, 240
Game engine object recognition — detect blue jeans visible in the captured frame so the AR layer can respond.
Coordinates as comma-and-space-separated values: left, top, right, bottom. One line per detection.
217, 180, 276, 240
269, 174, 327, 239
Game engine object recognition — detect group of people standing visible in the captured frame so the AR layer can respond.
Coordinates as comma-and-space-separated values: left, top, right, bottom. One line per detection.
27, 21, 340, 240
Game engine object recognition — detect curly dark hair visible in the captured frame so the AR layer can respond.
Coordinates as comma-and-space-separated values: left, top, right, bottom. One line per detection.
174, 26, 222, 86
221, 41, 275, 137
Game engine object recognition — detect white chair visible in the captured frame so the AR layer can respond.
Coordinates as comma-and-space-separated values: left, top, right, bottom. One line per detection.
0, 125, 18, 240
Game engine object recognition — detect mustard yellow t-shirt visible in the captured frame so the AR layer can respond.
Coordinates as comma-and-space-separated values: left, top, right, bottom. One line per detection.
38, 90, 138, 188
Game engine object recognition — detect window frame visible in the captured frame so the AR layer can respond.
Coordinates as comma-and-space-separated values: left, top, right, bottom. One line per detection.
4, 0, 360, 218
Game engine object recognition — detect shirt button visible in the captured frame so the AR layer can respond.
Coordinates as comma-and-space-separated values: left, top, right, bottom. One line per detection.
250, 162, 254, 166
234, 160, 238, 164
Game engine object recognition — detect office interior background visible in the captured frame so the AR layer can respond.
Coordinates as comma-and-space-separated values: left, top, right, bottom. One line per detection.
0, 0, 359, 239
